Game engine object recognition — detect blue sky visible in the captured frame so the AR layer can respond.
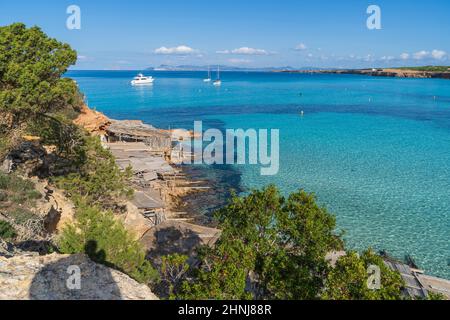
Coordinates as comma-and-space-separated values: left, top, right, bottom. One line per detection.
1, 0, 449, 69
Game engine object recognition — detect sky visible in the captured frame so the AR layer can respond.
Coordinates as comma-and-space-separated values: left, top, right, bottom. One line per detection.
1, 0, 449, 70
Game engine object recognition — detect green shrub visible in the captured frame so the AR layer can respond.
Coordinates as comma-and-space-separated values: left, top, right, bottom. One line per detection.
322, 249, 405, 300
399, 66, 450, 72
7, 207, 38, 225
58, 202, 159, 285
0, 220, 16, 240
0, 173, 41, 210
0, 23, 81, 127
180, 185, 343, 300
54, 136, 133, 208
0, 136, 10, 160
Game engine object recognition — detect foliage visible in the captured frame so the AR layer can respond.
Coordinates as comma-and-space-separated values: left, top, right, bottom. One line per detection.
180, 185, 344, 300
159, 254, 190, 299
0, 173, 42, 227
0, 136, 10, 160
424, 292, 445, 300
322, 250, 405, 300
0, 172, 41, 206
58, 201, 159, 285
0, 23, 83, 159
398, 66, 450, 72
0, 23, 82, 127
180, 240, 255, 300
0, 220, 16, 240
6, 207, 38, 225
26, 113, 85, 157
54, 135, 134, 209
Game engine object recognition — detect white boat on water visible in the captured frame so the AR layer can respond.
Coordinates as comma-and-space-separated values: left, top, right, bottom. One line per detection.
203, 66, 212, 82
131, 73, 154, 85
213, 66, 222, 86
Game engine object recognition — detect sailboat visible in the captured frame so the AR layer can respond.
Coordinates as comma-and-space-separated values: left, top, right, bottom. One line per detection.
203, 66, 212, 82
213, 66, 222, 86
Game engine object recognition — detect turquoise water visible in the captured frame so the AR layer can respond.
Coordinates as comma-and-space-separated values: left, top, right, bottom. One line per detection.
68, 70, 450, 279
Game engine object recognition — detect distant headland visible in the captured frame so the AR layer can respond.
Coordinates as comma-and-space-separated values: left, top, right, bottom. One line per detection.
276, 66, 450, 79
143, 65, 450, 79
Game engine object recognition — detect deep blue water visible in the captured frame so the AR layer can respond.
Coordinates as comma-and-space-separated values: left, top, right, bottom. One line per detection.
67, 70, 450, 279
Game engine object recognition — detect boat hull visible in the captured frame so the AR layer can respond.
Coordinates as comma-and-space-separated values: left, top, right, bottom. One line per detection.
131, 79, 154, 85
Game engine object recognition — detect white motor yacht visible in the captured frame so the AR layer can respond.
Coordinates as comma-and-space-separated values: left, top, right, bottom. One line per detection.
131, 73, 155, 85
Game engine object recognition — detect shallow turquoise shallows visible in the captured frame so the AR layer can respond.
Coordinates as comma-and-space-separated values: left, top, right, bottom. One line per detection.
67, 70, 450, 279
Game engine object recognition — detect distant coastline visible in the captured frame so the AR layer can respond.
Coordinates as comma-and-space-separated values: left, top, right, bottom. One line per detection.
69, 66, 450, 80
276, 67, 450, 80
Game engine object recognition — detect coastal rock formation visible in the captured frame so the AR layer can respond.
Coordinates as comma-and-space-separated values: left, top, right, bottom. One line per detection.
142, 220, 221, 262
74, 104, 111, 135
121, 201, 155, 240
0, 253, 158, 300
3, 140, 48, 176
32, 179, 75, 233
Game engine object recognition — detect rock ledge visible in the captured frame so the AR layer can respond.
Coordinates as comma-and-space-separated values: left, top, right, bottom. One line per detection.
0, 253, 158, 300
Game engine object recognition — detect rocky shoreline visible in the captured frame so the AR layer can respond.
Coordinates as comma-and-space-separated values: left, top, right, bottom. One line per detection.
278, 68, 450, 79
74, 105, 222, 257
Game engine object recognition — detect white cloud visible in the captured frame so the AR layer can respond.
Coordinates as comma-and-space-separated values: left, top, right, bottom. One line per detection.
232, 47, 268, 55
400, 53, 410, 60
154, 45, 197, 55
398, 50, 447, 61
431, 49, 447, 60
381, 56, 395, 61
363, 54, 374, 62
413, 50, 430, 60
295, 43, 307, 51
217, 47, 269, 55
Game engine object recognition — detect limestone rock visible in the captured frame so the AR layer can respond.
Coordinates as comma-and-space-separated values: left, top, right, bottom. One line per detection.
0, 253, 158, 300
121, 202, 154, 240
74, 104, 111, 135
6, 141, 47, 176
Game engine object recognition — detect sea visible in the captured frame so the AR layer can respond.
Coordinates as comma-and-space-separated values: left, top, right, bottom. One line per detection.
67, 70, 450, 279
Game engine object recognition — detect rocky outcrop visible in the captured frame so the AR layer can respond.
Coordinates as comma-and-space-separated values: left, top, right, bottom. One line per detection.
121, 201, 154, 240
32, 179, 75, 234
74, 104, 111, 135
142, 220, 221, 262
2, 141, 48, 176
0, 253, 158, 300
